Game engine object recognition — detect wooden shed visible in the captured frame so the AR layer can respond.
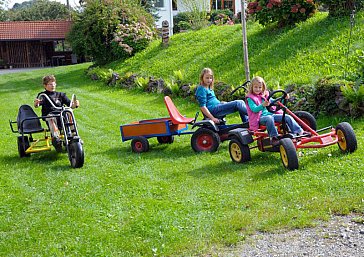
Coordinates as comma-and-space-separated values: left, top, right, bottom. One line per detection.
0, 20, 75, 68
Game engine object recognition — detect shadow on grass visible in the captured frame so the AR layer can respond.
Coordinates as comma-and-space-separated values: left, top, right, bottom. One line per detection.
1, 151, 72, 171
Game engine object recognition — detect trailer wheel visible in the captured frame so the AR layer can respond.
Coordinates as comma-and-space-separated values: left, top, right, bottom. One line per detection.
157, 136, 174, 144
191, 128, 220, 152
279, 138, 298, 170
68, 141, 84, 168
336, 122, 357, 153
131, 137, 150, 153
229, 138, 251, 163
294, 111, 317, 131
17, 136, 30, 157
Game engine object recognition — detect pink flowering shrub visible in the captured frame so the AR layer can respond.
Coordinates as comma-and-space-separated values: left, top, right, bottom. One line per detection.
247, 0, 318, 27
112, 21, 156, 60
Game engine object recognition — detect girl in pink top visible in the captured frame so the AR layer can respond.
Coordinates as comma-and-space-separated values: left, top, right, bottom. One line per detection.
246, 76, 304, 145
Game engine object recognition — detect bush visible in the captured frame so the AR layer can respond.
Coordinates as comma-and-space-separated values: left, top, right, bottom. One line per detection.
67, 0, 155, 65
172, 11, 208, 33
316, 0, 363, 17
112, 21, 157, 61
247, 0, 318, 27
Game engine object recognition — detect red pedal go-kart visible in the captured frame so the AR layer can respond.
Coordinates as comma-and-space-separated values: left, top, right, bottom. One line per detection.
9, 94, 84, 168
228, 89, 358, 170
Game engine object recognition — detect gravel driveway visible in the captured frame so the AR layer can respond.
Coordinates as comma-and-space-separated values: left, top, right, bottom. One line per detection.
218, 214, 364, 257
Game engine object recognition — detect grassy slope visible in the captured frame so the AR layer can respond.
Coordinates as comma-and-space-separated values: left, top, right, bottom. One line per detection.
0, 12, 363, 256
111, 12, 364, 87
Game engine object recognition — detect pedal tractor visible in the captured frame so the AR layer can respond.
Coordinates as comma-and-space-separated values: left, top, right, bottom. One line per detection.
190, 81, 251, 153
9, 94, 84, 168
228, 89, 357, 170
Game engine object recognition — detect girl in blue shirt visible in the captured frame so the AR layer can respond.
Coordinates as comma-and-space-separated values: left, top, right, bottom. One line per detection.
195, 68, 248, 124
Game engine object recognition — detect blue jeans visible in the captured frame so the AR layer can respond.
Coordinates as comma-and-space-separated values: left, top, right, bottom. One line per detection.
210, 100, 248, 123
260, 114, 303, 138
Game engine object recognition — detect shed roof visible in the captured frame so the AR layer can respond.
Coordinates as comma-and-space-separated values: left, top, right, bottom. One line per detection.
0, 20, 72, 41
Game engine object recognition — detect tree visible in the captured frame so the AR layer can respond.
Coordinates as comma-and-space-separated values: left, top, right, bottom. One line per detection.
7, 0, 70, 21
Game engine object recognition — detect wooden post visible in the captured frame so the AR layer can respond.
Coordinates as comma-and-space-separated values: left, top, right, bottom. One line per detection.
241, 0, 250, 81
161, 20, 170, 47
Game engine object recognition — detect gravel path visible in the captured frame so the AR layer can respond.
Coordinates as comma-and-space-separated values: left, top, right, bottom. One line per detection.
221, 214, 364, 257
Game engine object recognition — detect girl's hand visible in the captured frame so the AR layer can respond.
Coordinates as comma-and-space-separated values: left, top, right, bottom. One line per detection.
212, 117, 220, 124
262, 100, 269, 107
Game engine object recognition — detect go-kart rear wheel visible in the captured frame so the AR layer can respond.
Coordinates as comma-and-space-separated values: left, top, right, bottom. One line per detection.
17, 136, 30, 157
279, 138, 298, 170
229, 138, 251, 163
336, 122, 357, 153
131, 136, 150, 153
157, 136, 174, 144
294, 111, 317, 131
191, 128, 220, 152
68, 141, 84, 168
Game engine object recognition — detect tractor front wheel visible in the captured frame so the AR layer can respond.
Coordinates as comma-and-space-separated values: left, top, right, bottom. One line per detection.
279, 138, 298, 170
336, 122, 357, 153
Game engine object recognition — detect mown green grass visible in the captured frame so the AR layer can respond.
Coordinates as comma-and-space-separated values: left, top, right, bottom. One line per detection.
110, 12, 364, 87
1, 11, 364, 256
0, 65, 363, 256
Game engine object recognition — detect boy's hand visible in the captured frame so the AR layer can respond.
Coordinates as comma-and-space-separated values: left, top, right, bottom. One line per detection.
72, 100, 80, 108
34, 98, 42, 107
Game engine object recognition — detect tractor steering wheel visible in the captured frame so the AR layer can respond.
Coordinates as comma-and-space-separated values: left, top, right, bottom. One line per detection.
266, 89, 288, 113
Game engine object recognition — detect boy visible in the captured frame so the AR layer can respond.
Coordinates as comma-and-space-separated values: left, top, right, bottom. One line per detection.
34, 75, 79, 151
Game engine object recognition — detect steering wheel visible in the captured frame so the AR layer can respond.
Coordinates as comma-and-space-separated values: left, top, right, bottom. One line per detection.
229, 80, 250, 97
266, 89, 288, 113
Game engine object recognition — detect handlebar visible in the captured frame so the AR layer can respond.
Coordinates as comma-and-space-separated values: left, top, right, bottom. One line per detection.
230, 80, 250, 96
37, 93, 76, 109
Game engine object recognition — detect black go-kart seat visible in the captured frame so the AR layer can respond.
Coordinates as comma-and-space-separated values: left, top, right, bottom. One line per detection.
17, 105, 44, 134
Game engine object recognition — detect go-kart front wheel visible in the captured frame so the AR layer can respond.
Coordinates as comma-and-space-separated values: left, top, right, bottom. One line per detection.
191, 128, 220, 152
279, 138, 298, 170
229, 138, 251, 163
68, 141, 84, 168
17, 136, 30, 157
336, 122, 357, 153
131, 136, 149, 153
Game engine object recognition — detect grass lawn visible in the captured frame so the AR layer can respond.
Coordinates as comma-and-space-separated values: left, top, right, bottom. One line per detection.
0, 64, 363, 256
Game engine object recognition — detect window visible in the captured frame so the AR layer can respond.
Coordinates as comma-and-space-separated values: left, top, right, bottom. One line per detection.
172, 0, 177, 10
210, 0, 234, 12
154, 0, 164, 8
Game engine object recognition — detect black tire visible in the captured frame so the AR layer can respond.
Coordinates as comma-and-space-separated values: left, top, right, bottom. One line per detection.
294, 111, 317, 131
157, 136, 174, 144
131, 136, 150, 153
68, 141, 84, 168
191, 128, 220, 152
279, 138, 298, 170
229, 138, 251, 163
17, 136, 30, 157
336, 122, 357, 153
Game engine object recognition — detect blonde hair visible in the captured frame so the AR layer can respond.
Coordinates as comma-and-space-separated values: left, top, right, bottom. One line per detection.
199, 68, 214, 89
42, 75, 56, 85
249, 76, 267, 94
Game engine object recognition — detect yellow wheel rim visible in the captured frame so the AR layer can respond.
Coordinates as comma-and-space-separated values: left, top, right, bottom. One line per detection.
280, 145, 289, 167
337, 129, 347, 151
230, 142, 242, 162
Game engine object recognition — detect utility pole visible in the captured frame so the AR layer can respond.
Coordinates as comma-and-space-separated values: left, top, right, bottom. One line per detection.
241, 0, 250, 81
